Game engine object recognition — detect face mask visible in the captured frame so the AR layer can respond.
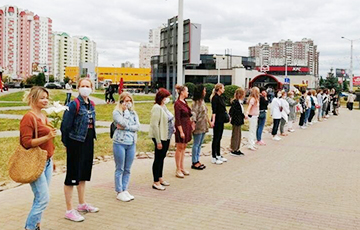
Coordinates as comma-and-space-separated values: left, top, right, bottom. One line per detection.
126, 102, 132, 109
290, 95, 294, 98
79, 87, 92, 97
164, 97, 170, 104
277, 93, 282, 98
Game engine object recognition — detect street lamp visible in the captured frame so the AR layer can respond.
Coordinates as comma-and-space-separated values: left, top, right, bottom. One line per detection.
341, 36, 360, 91
177, 0, 184, 86
213, 54, 225, 83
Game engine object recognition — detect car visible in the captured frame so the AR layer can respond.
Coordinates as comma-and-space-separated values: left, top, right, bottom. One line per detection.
44, 82, 62, 89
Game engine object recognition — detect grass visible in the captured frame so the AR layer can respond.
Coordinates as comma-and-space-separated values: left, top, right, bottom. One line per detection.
0, 103, 27, 107
91, 93, 155, 102
0, 110, 28, 115
0, 119, 20, 131
0, 91, 25, 101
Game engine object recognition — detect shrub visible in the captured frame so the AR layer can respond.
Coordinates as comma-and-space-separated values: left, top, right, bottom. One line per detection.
184, 82, 195, 98
223, 85, 240, 105
204, 83, 215, 102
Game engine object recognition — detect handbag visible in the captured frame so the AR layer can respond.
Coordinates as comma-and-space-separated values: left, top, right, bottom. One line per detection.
259, 110, 266, 119
8, 114, 48, 184
224, 111, 230, 123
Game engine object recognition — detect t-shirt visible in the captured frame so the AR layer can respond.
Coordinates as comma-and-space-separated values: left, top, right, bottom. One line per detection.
249, 98, 259, 116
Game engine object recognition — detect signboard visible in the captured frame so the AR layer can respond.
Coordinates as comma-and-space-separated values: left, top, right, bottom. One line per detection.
353, 76, 360, 86
284, 77, 290, 84
255, 66, 309, 72
336, 69, 349, 78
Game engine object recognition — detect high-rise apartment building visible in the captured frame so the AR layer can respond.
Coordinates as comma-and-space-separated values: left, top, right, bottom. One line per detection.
139, 26, 163, 68
0, 5, 52, 78
249, 38, 319, 76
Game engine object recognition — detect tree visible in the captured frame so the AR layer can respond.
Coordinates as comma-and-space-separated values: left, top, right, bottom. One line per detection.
49, 75, 55, 82
223, 85, 239, 105
26, 75, 37, 85
343, 79, 349, 92
35, 73, 46, 86
319, 76, 325, 87
204, 83, 215, 102
324, 71, 341, 92
184, 82, 195, 98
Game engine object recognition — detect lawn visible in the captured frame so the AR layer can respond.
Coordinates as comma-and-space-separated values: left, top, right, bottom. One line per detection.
0, 90, 68, 103
0, 91, 25, 101
0, 119, 20, 131
91, 93, 155, 102
0, 103, 27, 107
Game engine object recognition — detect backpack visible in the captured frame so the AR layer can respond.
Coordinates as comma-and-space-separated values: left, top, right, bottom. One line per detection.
74, 98, 95, 115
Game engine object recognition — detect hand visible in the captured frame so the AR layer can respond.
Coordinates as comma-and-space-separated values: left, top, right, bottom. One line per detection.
157, 143, 163, 150
117, 124, 125, 130
191, 122, 195, 131
210, 121, 214, 128
47, 128, 57, 140
180, 132, 185, 139
245, 114, 249, 120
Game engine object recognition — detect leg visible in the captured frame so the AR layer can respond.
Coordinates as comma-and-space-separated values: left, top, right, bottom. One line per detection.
158, 140, 170, 181
113, 143, 126, 193
152, 139, 162, 183
231, 125, 241, 152
198, 133, 206, 162
216, 123, 224, 157
272, 119, 280, 136
122, 144, 136, 191
77, 181, 86, 205
179, 143, 186, 171
175, 143, 182, 171
212, 123, 220, 158
192, 134, 201, 164
280, 118, 285, 134
299, 113, 305, 126
247, 117, 257, 148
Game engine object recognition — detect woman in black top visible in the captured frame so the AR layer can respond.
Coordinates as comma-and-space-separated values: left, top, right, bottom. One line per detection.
210, 83, 227, 165
256, 87, 269, 145
229, 88, 245, 156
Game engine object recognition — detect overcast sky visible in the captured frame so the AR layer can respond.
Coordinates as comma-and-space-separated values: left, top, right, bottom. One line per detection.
9, 0, 360, 77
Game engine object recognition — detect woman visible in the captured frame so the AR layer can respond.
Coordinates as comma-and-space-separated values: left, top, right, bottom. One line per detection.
21, 87, 56, 230
286, 91, 297, 132
299, 90, 307, 129
256, 87, 268, 145
279, 91, 290, 136
210, 83, 228, 164
270, 91, 282, 140
245, 87, 260, 150
113, 92, 140, 201
61, 78, 99, 222
229, 87, 245, 156
191, 85, 211, 169
149, 88, 173, 190
308, 90, 318, 124
316, 89, 323, 121
322, 89, 329, 119
304, 91, 311, 126
174, 85, 194, 178
64, 80, 72, 105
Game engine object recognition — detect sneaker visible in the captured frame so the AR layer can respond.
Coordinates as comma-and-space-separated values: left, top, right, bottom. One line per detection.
123, 191, 134, 200
248, 146, 257, 151
272, 136, 281, 141
257, 141, 266, 146
152, 183, 166, 190
239, 151, 245, 156
230, 151, 241, 156
65, 210, 85, 222
77, 203, 99, 213
309, 122, 313, 125
117, 192, 131, 202
300, 126, 307, 129
218, 156, 227, 162
211, 157, 223, 165
288, 129, 295, 133
325, 115, 330, 118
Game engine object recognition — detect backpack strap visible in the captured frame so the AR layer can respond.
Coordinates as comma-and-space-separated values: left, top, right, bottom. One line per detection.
74, 98, 95, 115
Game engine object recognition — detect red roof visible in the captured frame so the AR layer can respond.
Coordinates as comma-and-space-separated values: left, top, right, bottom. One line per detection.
8, 7, 14, 13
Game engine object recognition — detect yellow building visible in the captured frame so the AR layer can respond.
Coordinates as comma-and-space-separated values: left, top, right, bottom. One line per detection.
65, 66, 151, 87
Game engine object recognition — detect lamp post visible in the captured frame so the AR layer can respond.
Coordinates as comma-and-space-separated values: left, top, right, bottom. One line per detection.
213, 54, 225, 83
341, 36, 360, 91
177, 0, 184, 86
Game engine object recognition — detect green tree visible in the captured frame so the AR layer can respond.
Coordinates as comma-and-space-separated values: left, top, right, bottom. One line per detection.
319, 76, 325, 87
204, 83, 215, 102
26, 75, 37, 85
35, 73, 46, 86
223, 85, 239, 105
64, 76, 70, 84
343, 79, 349, 92
184, 82, 195, 98
49, 75, 55, 82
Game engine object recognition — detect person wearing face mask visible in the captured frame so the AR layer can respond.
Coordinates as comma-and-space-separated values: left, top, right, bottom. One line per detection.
270, 90, 283, 141
286, 91, 297, 132
298, 90, 307, 129
279, 91, 290, 136
149, 88, 174, 190
112, 92, 140, 200
61, 78, 99, 222
256, 87, 269, 146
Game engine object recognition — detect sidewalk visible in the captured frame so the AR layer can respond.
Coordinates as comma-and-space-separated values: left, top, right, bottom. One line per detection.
1, 108, 360, 229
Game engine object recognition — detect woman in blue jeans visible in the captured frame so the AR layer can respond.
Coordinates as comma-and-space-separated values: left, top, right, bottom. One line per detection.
191, 85, 211, 170
256, 88, 268, 145
112, 92, 140, 202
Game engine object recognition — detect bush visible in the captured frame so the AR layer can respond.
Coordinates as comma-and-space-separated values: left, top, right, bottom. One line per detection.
223, 85, 240, 105
184, 82, 195, 98
204, 83, 215, 102
26, 75, 37, 85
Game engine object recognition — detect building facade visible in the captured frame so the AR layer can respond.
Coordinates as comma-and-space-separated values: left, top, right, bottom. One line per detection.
0, 5, 52, 78
139, 26, 163, 68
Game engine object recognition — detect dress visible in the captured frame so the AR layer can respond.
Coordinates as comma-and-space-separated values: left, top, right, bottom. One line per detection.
174, 100, 192, 143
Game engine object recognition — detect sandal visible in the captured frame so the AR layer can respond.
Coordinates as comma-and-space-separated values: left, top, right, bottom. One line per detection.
191, 162, 205, 170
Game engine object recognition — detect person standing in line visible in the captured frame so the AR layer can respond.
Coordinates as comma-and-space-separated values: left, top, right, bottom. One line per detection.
347, 91, 356, 110
308, 90, 317, 124
191, 84, 211, 170
149, 88, 173, 190
304, 91, 311, 126
322, 89, 329, 119
112, 92, 140, 201
61, 78, 99, 222
245, 87, 260, 150
64, 80, 73, 105
174, 85, 194, 178
279, 91, 290, 136
210, 83, 228, 165
271, 91, 283, 140
299, 90, 307, 129
316, 89, 323, 121
21, 87, 56, 230
286, 91, 297, 132
229, 87, 245, 156
256, 87, 269, 146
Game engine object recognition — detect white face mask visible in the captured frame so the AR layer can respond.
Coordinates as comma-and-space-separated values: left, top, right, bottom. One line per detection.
164, 97, 170, 104
277, 93, 282, 98
79, 87, 92, 97
126, 102, 132, 109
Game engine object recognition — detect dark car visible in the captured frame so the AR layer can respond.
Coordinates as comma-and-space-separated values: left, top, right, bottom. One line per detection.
44, 82, 62, 89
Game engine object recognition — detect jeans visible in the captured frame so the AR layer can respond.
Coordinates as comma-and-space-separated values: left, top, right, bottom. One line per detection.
272, 119, 281, 136
192, 133, 206, 163
280, 118, 286, 134
25, 159, 53, 230
308, 109, 315, 122
256, 116, 266, 141
248, 116, 258, 148
299, 113, 305, 126
152, 139, 170, 182
317, 107, 322, 120
65, 93, 71, 105
304, 108, 310, 124
113, 143, 136, 192
212, 122, 224, 158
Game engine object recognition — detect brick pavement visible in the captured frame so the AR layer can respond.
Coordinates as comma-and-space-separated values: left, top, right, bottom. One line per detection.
0, 108, 360, 229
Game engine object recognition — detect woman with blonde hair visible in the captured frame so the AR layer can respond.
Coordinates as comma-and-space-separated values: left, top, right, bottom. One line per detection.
210, 83, 228, 164
21, 87, 56, 230
245, 87, 260, 150
112, 92, 140, 201
229, 87, 245, 156
61, 78, 99, 222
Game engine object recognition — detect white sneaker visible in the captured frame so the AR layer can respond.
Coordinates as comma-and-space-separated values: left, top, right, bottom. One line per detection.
248, 146, 257, 151
116, 192, 131, 202
218, 156, 227, 162
211, 157, 223, 165
325, 115, 330, 118
309, 122, 313, 125
123, 191, 134, 200
300, 126, 306, 129
288, 129, 295, 133
313, 120, 318, 123
65, 209, 85, 222
272, 136, 281, 141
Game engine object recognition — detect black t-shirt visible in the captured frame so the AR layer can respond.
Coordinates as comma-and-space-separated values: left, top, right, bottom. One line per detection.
259, 96, 269, 110
211, 94, 226, 123
86, 103, 94, 129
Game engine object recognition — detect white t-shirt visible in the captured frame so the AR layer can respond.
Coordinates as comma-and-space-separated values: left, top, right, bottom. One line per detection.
271, 98, 282, 119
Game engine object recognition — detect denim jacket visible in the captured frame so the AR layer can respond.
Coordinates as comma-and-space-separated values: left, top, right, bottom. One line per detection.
61, 95, 96, 146
112, 109, 140, 145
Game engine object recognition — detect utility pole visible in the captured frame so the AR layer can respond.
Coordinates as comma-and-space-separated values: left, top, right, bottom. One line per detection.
341, 36, 360, 91
177, 0, 184, 86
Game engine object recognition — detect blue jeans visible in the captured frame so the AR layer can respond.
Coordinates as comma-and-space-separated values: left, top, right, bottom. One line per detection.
65, 93, 71, 105
256, 117, 266, 141
25, 159, 53, 230
192, 133, 206, 163
113, 143, 136, 192
305, 108, 311, 124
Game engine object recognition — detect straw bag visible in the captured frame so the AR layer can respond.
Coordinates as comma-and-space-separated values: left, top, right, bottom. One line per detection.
8, 114, 48, 183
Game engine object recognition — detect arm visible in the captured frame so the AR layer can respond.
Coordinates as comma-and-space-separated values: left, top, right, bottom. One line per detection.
113, 110, 128, 128
126, 111, 140, 132
60, 101, 76, 147
174, 104, 185, 137
21, 114, 55, 148
149, 106, 161, 144
245, 98, 253, 117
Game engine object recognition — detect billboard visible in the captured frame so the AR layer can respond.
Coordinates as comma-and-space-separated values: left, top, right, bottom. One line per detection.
353, 76, 360, 86
336, 69, 349, 78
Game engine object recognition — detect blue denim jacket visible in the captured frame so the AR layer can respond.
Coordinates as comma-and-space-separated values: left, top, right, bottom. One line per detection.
61, 95, 96, 146
112, 109, 140, 145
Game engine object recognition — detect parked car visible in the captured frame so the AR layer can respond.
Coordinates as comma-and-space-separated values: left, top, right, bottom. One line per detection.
44, 82, 62, 89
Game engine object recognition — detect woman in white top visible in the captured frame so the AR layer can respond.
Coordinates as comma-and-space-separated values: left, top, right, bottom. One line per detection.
270, 91, 282, 141
64, 80, 72, 105
279, 91, 290, 136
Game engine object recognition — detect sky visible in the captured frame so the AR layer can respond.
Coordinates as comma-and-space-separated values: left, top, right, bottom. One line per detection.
8, 0, 360, 77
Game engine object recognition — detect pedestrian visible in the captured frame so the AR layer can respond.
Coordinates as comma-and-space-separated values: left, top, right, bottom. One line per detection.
174, 85, 194, 178
299, 90, 307, 129
304, 91, 311, 126
64, 80, 72, 105
256, 87, 269, 146
279, 91, 290, 136
322, 89, 330, 119
104, 82, 109, 104
21, 87, 56, 230
191, 84, 211, 169
112, 92, 140, 201
210, 83, 228, 164
332, 91, 339, 115
108, 84, 115, 104
270, 90, 283, 140
229, 87, 245, 156
286, 91, 297, 132
347, 91, 356, 110
316, 89, 323, 121
149, 88, 173, 190
308, 90, 317, 124
245, 87, 260, 150
60, 78, 99, 222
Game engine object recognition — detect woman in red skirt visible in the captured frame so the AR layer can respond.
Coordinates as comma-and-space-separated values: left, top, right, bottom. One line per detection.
174, 85, 194, 178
